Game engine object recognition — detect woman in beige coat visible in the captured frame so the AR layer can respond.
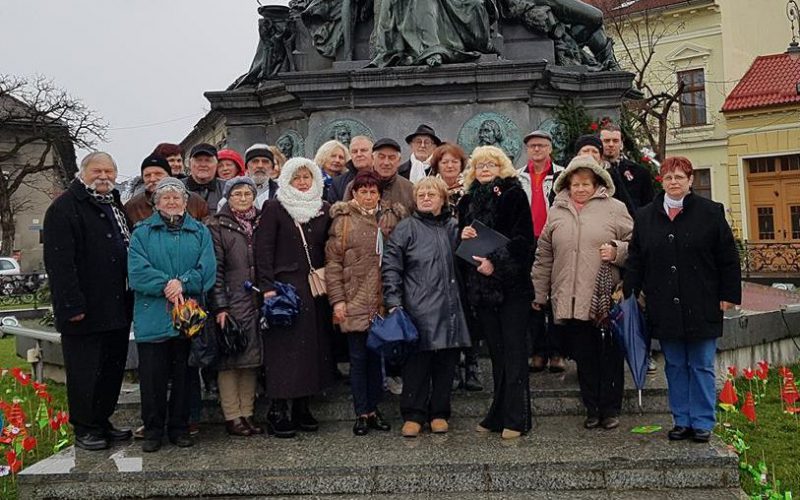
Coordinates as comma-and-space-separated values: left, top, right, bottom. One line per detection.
325, 171, 407, 436
531, 155, 633, 430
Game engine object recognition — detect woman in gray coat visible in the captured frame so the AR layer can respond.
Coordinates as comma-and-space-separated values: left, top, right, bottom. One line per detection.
209, 177, 264, 438
382, 177, 471, 438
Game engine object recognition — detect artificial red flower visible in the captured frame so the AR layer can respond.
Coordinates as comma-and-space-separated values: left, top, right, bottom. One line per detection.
719, 379, 738, 410
778, 366, 792, 379
32, 382, 46, 392
757, 360, 769, 372
743, 368, 755, 380
782, 379, 799, 406
756, 367, 768, 381
5, 451, 16, 467
742, 392, 756, 423
22, 435, 37, 452
727, 366, 738, 378
49, 418, 60, 431
56, 411, 69, 424
785, 406, 800, 414
589, 122, 599, 131
641, 156, 650, 163
655, 175, 663, 182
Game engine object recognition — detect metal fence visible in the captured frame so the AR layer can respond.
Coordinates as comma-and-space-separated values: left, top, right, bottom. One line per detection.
740, 241, 800, 276
0, 273, 49, 308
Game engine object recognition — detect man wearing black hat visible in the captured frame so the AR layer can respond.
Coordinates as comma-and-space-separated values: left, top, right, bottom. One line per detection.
125, 155, 210, 225
346, 138, 414, 212
245, 143, 279, 209
183, 143, 225, 216
398, 124, 442, 182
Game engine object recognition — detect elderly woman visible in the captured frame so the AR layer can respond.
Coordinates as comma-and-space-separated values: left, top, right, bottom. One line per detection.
383, 176, 471, 438
325, 171, 407, 436
128, 177, 216, 452
254, 158, 334, 438
217, 149, 245, 181
457, 146, 535, 439
315, 140, 350, 200
532, 156, 633, 431
624, 157, 740, 443
208, 177, 264, 437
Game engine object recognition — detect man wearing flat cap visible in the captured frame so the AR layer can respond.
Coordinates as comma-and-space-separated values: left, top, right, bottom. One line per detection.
125, 154, 209, 225
244, 143, 280, 209
398, 124, 442, 183
183, 143, 225, 216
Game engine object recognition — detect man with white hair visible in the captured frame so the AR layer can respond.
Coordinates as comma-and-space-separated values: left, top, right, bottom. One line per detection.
43, 151, 133, 451
245, 143, 279, 209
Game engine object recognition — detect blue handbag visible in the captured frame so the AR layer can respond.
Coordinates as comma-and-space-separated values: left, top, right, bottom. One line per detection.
367, 307, 419, 365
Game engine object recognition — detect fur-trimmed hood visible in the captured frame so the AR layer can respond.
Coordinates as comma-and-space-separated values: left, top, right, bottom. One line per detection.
275, 157, 325, 223
329, 199, 408, 220
553, 156, 615, 196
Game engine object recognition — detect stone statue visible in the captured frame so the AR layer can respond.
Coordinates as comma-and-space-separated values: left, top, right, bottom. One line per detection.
331, 123, 352, 146
478, 119, 504, 147
234, 5, 296, 88
277, 135, 296, 159
299, 0, 372, 60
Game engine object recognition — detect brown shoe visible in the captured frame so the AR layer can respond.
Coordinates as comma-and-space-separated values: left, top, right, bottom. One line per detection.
548, 356, 566, 373
225, 418, 252, 437
430, 419, 448, 434
501, 428, 522, 439
529, 355, 546, 373
243, 416, 264, 435
401, 421, 421, 438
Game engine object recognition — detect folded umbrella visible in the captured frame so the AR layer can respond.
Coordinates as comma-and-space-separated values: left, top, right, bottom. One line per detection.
171, 298, 208, 338
610, 294, 651, 412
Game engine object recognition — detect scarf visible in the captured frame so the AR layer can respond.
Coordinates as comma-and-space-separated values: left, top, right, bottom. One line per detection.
82, 179, 131, 245
664, 194, 685, 221
351, 198, 377, 216
589, 262, 614, 328
231, 206, 257, 239
409, 155, 430, 184
159, 212, 185, 232
276, 160, 324, 223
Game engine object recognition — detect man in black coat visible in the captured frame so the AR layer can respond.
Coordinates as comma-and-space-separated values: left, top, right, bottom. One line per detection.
601, 124, 655, 209
183, 143, 224, 216
327, 136, 374, 203
43, 152, 134, 451
397, 124, 442, 182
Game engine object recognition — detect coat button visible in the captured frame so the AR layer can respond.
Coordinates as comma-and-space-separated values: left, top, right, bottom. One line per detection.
670, 266, 677, 273
667, 234, 674, 242
99, 213, 106, 218
106, 233, 112, 238
673, 297, 680, 304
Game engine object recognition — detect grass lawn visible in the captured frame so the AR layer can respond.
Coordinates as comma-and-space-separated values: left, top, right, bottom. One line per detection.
716, 363, 800, 497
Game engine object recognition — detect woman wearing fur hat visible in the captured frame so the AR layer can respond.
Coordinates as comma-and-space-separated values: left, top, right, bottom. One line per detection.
325, 171, 407, 436
531, 156, 633, 431
254, 158, 334, 438
208, 177, 264, 437
456, 146, 536, 439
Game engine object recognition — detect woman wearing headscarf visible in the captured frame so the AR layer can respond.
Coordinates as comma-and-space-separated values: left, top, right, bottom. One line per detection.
128, 177, 216, 452
254, 158, 334, 438
325, 171, 407, 436
383, 176, 471, 437
532, 155, 633, 431
624, 156, 741, 443
208, 177, 264, 437
457, 146, 535, 439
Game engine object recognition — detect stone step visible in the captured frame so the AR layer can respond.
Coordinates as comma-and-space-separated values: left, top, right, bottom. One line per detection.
18, 414, 741, 499
114, 357, 670, 425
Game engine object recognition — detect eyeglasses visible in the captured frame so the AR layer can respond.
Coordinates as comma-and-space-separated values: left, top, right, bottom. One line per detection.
662, 174, 689, 182
526, 143, 551, 150
412, 138, 434, 146
229, 191, 254, 198
416, 192, 441, 199
475, 162, 500, 171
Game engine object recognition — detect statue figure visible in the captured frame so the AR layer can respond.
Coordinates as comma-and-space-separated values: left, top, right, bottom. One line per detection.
331, 124, 352, 146
277, 135, 296, 160
370, 0, 499, 67
299, 0, 372, 60
477, 119, 503, 147
234, 5, 296, 88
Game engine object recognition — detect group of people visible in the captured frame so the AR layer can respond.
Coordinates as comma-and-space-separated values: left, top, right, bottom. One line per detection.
42, 120, 741, 454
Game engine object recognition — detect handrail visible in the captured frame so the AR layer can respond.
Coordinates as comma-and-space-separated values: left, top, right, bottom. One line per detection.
0, 323, 61, 344
0, 317, 60, 383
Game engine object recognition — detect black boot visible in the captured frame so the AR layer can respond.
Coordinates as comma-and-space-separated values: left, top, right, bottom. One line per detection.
267, 399, 296, 438
463, 362, 484, 392
292, 397, 319, 432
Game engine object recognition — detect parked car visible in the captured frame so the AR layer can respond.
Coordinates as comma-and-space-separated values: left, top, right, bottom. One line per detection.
0, 257, 21, 276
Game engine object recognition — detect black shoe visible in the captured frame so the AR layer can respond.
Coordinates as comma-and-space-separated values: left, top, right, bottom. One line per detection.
169, 434, 194, 447
463, 369, 484, 392
292, 398, 319, 432
268, 400, 297, 438
601, 416, 620, 430
692, 429, 711, 443
583, 417, 600, 429
75, 433, 110, 451
668, 426, 694, 441
353, 416, 369, 436
141, 439, 161, 453
104, 427, 133, 442
366, 411, 391, 432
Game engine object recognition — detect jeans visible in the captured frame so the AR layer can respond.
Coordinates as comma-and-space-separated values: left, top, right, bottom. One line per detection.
347, 332, 383, 416
660, 338, 717, 431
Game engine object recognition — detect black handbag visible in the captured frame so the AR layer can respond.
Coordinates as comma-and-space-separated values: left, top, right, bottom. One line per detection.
217, 314, 249, 356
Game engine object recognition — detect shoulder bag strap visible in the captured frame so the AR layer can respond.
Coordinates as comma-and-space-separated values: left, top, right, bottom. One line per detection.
295, 221, 316, 272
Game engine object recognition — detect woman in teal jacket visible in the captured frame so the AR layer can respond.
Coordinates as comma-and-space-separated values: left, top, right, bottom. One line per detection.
128, 177, 216, 453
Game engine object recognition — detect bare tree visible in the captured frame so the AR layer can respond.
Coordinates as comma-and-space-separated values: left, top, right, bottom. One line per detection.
0, 75, 106, 255
598, 0, 688, 160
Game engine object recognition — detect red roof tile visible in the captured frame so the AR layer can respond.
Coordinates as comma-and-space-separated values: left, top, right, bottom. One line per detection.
585, 0, 706, 17
722, 53, 800, 112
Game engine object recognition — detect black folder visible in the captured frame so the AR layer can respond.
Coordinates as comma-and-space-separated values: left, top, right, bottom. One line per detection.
455, 220, 509, 267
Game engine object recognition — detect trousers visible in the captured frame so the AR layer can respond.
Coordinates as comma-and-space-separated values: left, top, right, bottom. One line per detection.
400, 348, 460, 424
660, 337, 717, 431
137, 337, 191, 440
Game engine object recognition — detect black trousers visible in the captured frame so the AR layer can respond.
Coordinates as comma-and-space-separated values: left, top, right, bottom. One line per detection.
61, 328, 130, 437
137, 338, 191, 441
400, 348, 460, 424
529, 307, 566, 358
565, 320, 625, 418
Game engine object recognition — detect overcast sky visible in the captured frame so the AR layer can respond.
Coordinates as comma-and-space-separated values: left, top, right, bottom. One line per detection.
1, 0, 288, 179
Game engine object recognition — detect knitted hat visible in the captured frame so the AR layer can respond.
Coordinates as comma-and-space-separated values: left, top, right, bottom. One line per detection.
574, 135, 603, 154
245, 144, 275, 164
223, 176, 257, 199
152, 177, 188, 204
217, 149, 245, 176
140, 154, 171, 176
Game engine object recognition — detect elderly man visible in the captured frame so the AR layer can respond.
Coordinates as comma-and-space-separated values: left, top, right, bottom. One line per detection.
125, 154, 209, 225
244, 144, 279, 209
43, 152, 133, 451
327, 135, 374, 203
398, 124, 442, 183
183, 143, 224, 215
346, 138, 414, 212
601, 123, 654, 209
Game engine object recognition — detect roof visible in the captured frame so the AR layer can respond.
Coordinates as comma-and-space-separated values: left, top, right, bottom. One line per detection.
585, 0, 710, 17
722, 52, 800, 112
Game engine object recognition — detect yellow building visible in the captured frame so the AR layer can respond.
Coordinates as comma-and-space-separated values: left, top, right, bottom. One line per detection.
597, 0, 789, 205
722, 52, 800, 248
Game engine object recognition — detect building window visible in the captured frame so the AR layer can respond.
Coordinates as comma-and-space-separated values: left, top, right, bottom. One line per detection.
748, 157, 776, 174
747, 154, 800, 175
791, 206, 800, 239
757, 207, 775, 240
693, 169, 712, 199
678, 69, 707, 127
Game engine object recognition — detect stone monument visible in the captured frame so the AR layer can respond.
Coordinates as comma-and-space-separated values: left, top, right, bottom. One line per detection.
207, 0, 633, 165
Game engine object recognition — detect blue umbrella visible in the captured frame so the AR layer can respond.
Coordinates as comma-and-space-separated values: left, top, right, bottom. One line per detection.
610, 294, 651, 412
244, 281, 301, 329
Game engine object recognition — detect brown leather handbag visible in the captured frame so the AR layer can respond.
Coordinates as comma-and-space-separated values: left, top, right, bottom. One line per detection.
296, 222, 327, 297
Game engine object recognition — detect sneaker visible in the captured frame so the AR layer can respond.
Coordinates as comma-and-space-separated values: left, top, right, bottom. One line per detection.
385, 376, 403, 395
647, 356, 657, 375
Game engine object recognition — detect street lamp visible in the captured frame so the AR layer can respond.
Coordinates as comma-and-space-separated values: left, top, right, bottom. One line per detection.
788, 0, 800, 59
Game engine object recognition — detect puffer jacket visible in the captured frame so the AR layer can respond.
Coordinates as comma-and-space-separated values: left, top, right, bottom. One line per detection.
531, 160, 633, 323
128, 212, 216, 343
382, 209, 471, 352
325, 200, 408, 332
